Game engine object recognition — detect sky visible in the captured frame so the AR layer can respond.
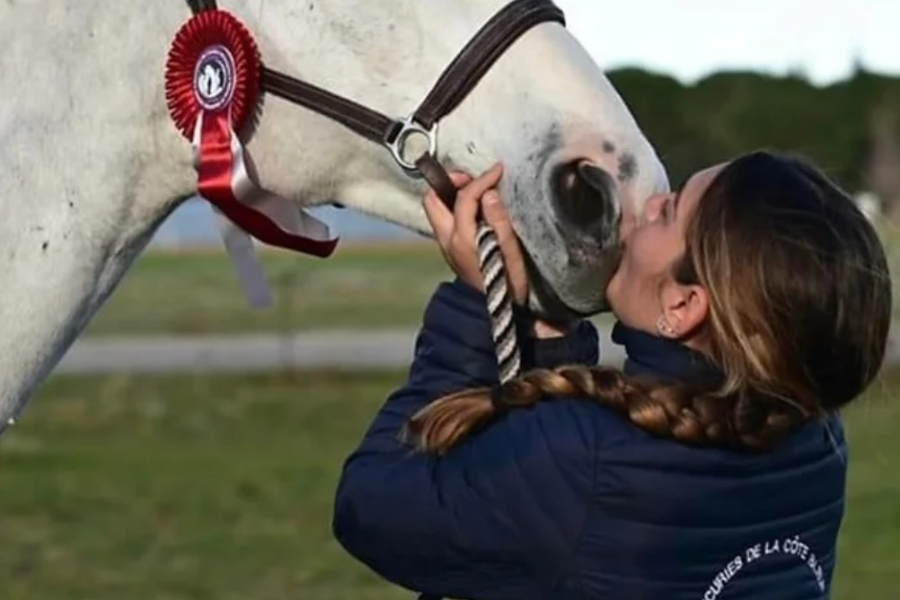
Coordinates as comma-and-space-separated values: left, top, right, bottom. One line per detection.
556, 0, 900, 85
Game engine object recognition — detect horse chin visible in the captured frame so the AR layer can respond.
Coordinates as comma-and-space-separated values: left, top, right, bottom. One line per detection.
521, 246, 620, 324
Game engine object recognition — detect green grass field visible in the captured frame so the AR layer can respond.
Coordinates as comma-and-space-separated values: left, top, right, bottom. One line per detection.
83, 243, 452, 337
0, 368, 897, 599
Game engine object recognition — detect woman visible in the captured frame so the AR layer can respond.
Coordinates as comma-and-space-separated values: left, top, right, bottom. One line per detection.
332, 151, 892, 599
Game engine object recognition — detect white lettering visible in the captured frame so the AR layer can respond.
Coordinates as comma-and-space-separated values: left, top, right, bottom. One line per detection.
700, 534, 828, 598
702, 555, 744, 600
746, 543, 762, 563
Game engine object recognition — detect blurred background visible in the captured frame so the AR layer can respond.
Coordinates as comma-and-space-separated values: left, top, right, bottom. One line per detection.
2, 2, 898, 599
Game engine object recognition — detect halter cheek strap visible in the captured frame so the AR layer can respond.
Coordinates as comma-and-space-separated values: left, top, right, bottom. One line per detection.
251, 0, 566, 208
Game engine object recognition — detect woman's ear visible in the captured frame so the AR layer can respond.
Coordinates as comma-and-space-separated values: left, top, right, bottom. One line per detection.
658, 281, 709, 340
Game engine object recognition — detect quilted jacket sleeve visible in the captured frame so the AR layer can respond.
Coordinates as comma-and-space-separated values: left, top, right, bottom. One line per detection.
332, 279, 601, 599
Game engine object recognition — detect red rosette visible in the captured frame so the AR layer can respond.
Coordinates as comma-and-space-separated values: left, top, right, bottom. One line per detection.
162, 7, 339, 282
164, 10, 261, 138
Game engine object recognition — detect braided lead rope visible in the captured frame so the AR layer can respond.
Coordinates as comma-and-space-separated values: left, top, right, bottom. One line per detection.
476, 222, 521, 383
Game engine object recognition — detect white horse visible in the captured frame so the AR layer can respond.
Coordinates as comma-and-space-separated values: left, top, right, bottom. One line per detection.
0, 0, 668, 433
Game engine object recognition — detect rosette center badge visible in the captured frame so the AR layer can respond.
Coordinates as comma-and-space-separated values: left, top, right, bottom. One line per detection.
194, 45, 236, 112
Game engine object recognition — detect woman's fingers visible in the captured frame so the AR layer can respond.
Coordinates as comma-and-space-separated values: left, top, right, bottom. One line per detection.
422, 163, 515, 294
435, 163, 503, 252
453, 163, 503, 228
423, 171, 474, 246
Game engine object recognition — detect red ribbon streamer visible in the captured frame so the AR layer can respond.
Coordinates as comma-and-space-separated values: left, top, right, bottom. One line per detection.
196, 110, 338, 257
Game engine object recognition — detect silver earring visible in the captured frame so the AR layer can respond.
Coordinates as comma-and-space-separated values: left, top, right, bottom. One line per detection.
656, 315, 676, 337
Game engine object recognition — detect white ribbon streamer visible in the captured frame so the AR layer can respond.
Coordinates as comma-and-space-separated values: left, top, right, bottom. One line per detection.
191, 111, 336, 309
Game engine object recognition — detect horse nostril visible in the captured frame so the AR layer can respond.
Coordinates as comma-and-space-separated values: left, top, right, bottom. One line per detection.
552, 160, 619, 240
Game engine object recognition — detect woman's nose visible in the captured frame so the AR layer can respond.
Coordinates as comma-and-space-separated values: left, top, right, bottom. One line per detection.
640, 194, 668, 224
620, 193, 667, 240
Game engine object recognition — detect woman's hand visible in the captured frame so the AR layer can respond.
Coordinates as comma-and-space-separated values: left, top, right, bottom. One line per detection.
423, 163, 569, 339
423, 163, 529, 305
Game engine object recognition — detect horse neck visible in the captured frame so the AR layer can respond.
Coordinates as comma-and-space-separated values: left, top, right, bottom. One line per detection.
0, 1, 201, 427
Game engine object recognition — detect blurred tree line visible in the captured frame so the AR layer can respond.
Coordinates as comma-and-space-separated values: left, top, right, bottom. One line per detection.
607, 65, 900, 218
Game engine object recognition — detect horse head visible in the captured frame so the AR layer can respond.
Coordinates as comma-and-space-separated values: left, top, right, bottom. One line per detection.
245, 0, 669, 319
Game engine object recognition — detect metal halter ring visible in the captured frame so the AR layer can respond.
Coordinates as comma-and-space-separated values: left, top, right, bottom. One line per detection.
385, 115, 438, 173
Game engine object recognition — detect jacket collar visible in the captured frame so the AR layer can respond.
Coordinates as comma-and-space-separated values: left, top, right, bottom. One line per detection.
611, 321, 724, 387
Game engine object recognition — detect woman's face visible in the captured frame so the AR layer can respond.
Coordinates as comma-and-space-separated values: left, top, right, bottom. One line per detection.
606, 163, 727, 337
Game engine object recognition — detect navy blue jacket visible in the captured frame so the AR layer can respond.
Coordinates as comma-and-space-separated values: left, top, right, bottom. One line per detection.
333, 279, 848, 600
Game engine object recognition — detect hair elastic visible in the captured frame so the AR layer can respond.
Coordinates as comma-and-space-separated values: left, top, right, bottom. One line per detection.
490, 384, 508, 413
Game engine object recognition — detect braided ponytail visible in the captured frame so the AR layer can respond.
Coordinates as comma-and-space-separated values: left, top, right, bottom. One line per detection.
402, 366, 812, 455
